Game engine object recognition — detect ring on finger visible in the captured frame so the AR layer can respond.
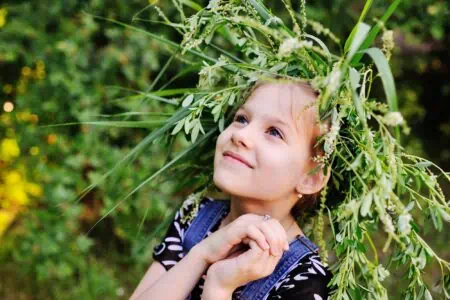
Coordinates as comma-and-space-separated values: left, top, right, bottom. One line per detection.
262, 214, 271, 221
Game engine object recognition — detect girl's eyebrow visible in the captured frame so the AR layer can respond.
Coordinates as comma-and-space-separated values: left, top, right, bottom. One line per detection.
240, 105, 293, 133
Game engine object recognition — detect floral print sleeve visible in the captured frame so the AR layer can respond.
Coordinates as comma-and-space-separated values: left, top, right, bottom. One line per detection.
152, 196, 213, 271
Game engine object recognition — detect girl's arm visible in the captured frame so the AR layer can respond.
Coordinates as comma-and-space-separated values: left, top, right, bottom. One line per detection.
130, 243, 210, 300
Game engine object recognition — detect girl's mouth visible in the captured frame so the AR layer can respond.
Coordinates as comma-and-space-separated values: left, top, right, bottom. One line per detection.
223, 151, 253, 168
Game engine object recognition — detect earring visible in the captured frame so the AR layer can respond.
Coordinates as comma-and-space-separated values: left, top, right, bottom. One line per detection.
298, 193, 303, 200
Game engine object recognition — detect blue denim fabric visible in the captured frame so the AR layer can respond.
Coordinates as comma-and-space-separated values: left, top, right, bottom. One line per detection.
182, 199, 319, 300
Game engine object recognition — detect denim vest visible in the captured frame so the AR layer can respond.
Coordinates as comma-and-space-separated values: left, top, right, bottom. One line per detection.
182, 199, 319, 300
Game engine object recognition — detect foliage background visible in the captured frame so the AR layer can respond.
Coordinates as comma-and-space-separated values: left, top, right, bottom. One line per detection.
0, 0, 448, 299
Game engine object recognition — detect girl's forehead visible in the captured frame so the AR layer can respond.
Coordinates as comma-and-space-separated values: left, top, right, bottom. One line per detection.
243, 82, 321, 146
245, 82, 319, 128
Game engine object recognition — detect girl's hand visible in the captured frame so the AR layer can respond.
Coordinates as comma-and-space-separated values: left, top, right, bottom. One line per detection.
204, 239, 284, 294
195, 213, 290, 265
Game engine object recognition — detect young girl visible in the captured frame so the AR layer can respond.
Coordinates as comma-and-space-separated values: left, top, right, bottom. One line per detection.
130, 80, 333, 300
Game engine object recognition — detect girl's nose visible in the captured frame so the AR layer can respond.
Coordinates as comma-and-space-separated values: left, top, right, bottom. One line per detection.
231, 126, 254, 149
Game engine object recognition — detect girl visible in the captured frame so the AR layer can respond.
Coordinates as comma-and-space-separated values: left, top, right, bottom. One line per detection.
130, 80, 333, 300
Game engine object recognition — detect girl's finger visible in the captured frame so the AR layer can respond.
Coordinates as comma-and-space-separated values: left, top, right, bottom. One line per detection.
266, 218, 289, 253
246, 226, 270, 250
257, 221, 281, 256
248, 239, 264, 258
248, 240, 275, 277
236, 239, 260, 266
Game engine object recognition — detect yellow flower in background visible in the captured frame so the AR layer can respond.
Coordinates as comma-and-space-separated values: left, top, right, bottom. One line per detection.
36, 60, 45, 69
16, 111, 33, 122
7, 187, 29, 206
0, 210, 16, 238
2, 84, 13, 94
21, 67, 32, 77
4, 170, 21, 184
47, 133, 57, 144
1, 138, 20, 162
0, 169, 41, 208
29, 146, 40, 156
26, 182, 42, 197
0, 136, 42, 238
0, 8, 7, 28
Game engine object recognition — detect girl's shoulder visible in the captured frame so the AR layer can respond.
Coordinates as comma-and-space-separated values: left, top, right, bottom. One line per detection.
152, 195, 217, 270
176, 195, 217, 226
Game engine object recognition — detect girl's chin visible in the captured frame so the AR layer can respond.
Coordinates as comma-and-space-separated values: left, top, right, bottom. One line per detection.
213, 170, 247, 194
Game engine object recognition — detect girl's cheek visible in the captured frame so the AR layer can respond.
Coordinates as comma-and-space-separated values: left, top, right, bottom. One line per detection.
216, 129, 230, 149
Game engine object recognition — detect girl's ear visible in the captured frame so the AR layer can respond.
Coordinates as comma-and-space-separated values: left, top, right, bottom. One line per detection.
296, 165, 331, 195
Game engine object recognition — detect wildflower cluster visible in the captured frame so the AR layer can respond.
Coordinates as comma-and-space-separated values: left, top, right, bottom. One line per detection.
0, 108, 43, 238
0, 136, 42, 238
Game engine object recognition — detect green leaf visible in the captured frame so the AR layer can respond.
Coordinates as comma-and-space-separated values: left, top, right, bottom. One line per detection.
413, 161, 433, 169
219, 116, 225, 132
212, 104, 222, 115
351, 0, 403, 65
305, 33, 331, 60
191, 120, 201, 143
346, 22, 371, 61
349, 67, 366, 126
359, 48, 398, 111
344, 0, 374, 52
438, 207, 450, 223
171, 119, 185, 135
182, 94, 194, 107
228, 93, 236, 106
184, 116, 193, 134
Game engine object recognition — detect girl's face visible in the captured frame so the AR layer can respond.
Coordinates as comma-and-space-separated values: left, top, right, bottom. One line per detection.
213, 82, 320, 202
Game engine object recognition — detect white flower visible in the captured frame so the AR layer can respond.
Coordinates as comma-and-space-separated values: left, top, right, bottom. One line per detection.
376, 265, 390, 282
397, 213, 412, 236
207, 0, 220, 9
383, 215, 395, 234
344, 199, 359, 216
383, 112, 404, 127
327, 70, 342, 94
336, 233, 343, 243
278, 38, 313, 57
382, 30, 394, 50
264, 16, 282, 26
379, 175, 392, 199
323, 123, 340, 156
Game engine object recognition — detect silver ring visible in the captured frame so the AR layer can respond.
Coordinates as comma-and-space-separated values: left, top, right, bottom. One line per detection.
262, 214, 271, 221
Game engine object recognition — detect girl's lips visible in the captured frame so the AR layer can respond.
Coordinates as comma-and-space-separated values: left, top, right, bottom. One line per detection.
223, 151, 253, 168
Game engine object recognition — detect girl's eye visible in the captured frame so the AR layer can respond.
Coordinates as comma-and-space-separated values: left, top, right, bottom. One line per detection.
234, 114, 247, 124
233, 114, 284, 140
268, 127, 283, 139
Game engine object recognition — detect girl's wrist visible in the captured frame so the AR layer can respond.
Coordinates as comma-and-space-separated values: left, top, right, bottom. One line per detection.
202, 276, 234, 300
191, 242, 214, 266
